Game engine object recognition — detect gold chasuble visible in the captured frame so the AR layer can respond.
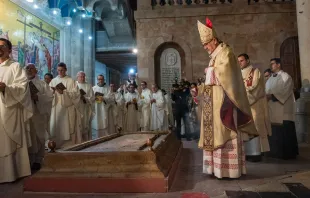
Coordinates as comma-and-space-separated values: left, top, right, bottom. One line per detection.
197, 18, 258, 178
198, 44, 258, 151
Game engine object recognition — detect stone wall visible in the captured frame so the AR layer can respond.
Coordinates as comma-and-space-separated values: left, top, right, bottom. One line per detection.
135, 1, 297, 84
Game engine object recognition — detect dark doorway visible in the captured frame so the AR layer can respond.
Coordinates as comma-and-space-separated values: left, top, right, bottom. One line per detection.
280, 36, 301, 99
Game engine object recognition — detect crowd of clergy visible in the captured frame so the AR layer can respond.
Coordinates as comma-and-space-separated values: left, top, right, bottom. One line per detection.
0, 17, 299, 184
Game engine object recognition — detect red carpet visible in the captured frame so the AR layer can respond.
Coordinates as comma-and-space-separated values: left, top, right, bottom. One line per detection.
181, 193, 210, 198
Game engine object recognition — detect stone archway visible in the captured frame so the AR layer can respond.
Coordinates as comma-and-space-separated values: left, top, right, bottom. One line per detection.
154, 42, 185, 91
144, 36, 192, 85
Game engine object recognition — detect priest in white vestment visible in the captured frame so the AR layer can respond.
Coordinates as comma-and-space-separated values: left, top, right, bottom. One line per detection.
139, 81, 151, 131
150, 84, 167, 131
124, 84, 140, 132
238, 54, 271, 162
26, 63, 53, 170
197, 18, 258, 179
104, 84, 119, 135
91, 75, 111, 137
77, 71, 95, 141
49, 62, 81, 149
265, 58, 298, 159
162, 89, 174, 127
0, 38, 33, 183
115, 86, 125, 129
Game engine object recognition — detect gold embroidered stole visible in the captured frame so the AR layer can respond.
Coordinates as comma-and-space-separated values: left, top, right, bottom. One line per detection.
202, 85, 213, 151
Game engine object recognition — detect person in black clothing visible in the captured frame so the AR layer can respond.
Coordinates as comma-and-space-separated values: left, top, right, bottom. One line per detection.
171, 84, 191, 140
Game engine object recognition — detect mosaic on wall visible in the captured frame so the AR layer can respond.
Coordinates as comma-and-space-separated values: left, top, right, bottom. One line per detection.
0, 0, 60, 78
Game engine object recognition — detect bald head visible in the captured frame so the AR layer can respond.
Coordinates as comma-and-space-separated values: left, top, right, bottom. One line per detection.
25, 63, 37, 79
77, 71, 86, 83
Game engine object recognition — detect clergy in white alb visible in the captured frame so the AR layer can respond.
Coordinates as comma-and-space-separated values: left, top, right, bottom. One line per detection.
0, 38, 33, 183
49, 62, 82, 149
124, 84, 140, 132
91, 75, 111, 137
150, 84, 167, 131
265, 58, 298, 160
26, 63, 53, 170
104, 84, 119, 135
139, 81, 151, 131
77, 71, 95, 141
115, 87, 125, 129
162, 89, 174, 127
238, 54, 271, 162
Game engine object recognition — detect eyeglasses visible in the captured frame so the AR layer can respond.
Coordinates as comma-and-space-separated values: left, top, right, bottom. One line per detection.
0, 45, 8, 49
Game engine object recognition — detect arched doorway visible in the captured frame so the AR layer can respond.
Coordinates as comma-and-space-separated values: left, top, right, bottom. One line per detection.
280, 36, 301, 99
154, 42, 185, 91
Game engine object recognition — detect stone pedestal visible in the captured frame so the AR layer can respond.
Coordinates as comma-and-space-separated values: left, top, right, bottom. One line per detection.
296, 0, 310, 86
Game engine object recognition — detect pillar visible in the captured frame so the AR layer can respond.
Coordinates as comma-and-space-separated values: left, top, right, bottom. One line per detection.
296, 0, 310, 86
83, 18, 95, 84
71, 15, 84, 78
62, 26, 71, 76
296, 0, 310, 143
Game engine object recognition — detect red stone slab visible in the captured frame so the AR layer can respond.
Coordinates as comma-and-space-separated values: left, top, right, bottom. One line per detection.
24, 177, 167, 193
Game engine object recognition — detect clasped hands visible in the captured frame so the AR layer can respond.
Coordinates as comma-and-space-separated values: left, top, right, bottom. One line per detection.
151, 99, 156, 104
52, 87, 64, 94
127, 100, 137, 105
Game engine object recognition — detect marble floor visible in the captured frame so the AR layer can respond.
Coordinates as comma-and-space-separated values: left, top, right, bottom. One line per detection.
1, 141, 310, 198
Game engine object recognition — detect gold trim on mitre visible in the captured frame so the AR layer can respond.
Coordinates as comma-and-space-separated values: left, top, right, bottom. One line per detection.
197, 20, 217, 45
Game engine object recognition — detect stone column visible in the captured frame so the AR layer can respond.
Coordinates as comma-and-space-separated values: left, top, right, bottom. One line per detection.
70, 15, 84, 78
83, 18, 95, 84
295, 0, 310, 143
296, 0, 310, 86
61, 26, 71, 76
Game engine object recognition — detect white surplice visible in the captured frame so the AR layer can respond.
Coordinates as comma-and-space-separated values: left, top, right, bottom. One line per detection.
124, 92, 140, 132
0, 59, 33, 183
139, 88, 151, 131
104, 90, 118, 135
49, 76, 81, 149
150, 90, 167, 131
28, 76, 53, 165
265, 70, 295, 124
77, 82, 95, 141
91, 85, 111, 137
115, 91, 125, 129
164, 94, 174, 127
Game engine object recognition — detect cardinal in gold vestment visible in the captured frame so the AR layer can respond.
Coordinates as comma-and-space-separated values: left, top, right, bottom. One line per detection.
197, 18, 258, 179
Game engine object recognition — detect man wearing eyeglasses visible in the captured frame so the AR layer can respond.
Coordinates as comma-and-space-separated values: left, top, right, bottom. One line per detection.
265, 58, 298, 160
0, 38, 33, 183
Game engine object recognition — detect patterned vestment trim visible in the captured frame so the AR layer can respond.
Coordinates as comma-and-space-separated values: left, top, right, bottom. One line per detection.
202, 86, 213, 151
